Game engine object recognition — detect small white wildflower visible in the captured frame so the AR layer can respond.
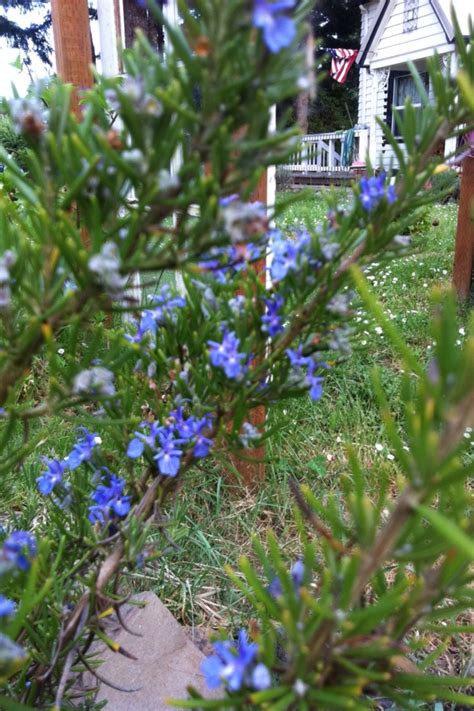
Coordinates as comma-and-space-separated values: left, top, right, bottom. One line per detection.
387, 453, 395, 461
293, 679, 308, 698
57, 348, 65, 356
375, 443, 383, 452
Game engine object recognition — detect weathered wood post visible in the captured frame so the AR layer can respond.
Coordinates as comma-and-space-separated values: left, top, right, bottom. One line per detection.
453, 154, 474, 301
50, 0, 93, 117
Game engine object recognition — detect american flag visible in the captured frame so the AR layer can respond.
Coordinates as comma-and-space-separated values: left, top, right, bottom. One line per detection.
328, 49, 359, 84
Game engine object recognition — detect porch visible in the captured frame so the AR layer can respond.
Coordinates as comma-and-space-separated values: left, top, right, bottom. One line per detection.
281, 127, 369, 186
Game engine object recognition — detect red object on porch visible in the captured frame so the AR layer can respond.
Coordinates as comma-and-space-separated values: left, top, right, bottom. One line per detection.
453, 156, 474, 301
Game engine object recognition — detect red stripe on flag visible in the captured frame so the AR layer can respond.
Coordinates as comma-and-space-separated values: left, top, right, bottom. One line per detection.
329, 49, 358, 84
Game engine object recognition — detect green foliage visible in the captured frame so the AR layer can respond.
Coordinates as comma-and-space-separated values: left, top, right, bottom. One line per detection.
0, 116, 27, 170
0, 1, 472, 709
177, 288, 474, 710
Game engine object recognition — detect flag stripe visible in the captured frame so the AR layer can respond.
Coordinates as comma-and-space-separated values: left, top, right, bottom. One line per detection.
328, 49, 358, 84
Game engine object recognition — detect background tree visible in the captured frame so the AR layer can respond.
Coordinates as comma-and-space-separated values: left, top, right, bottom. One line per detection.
309, 0, 361, 133
0, 0, 52, 66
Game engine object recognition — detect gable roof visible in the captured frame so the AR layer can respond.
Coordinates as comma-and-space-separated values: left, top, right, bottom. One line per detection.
357, 0, 471, 66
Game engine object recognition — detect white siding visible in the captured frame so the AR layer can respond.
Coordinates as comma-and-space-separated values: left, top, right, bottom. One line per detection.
358, 1, 379, 127
372, 0, 453, 69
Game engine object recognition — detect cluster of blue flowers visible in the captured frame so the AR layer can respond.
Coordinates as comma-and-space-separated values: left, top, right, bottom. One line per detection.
0, 532, 37, 620
270, 229, 317, 282
359, 173, 396, 213
208, 331, 249, 380
287, 347, 325, 401
202, 629, 271, 692
252, 0, 296, 54
127, 408, 213, 477
88, 472, 131, 525
36, 428, 102, 496
0, 531, 37, 573
127, 285, 186, 343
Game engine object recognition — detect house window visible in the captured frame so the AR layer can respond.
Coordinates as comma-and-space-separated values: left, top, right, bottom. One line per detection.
389, 71, 429, 138
404, 0, 419, 32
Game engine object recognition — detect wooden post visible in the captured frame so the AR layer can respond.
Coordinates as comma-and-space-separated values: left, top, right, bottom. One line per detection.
51, 0, 93, 116
230, 169, 269, 487
453, 156, 474, 301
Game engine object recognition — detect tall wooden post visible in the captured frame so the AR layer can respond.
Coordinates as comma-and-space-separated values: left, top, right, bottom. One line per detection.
453, 156, 474, 301
51, 0, 93, 116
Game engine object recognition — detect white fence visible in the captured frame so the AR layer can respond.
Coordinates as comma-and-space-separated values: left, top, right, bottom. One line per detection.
283, 128, 369, 173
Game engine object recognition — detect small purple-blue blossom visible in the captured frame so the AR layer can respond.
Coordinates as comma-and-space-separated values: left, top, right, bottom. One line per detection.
269, 229, 315, 282
201, 629, 271, 692
0, 595, 15, 618
1, 531, 37, 572
88, 474, 131, 525
36, 458, 68, 495
127, 286, 186, 343
154, 428, 186, 477
66, 429, 101, 470
262, 294, 284, 337
127, 421, 162, 459
359, 173, 396, 212
286, 347, 325, 402
208, 331, 248, 379
252, 0, 296, 54
268, 559, 306, 598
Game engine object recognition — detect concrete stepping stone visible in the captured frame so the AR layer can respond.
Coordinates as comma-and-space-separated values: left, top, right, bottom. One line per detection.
94, 591, 220, 710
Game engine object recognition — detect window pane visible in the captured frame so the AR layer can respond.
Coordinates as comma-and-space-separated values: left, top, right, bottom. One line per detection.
394, 73, 428, 106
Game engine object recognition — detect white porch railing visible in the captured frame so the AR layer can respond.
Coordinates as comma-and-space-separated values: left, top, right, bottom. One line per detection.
283, 128, 369, 173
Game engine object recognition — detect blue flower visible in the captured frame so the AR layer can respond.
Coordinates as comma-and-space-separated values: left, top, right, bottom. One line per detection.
262, 294, 284, 337
127, 286, 186, 343
270, 231, 298, 281
1, 531, 37, 571
154, 429, 185, 477
126, 421, 162, 459
201, 630, 270, 692
268, 560, 306, 598
66, 429, 101, 470
359, 173, 396, 212
208, 331, 248, 379
251, 663, 272, 691
252, 0, 296, 53
36, 458, 68, 495
88, 474, 131, 525
286, 348, 326, 402
0, 595, 15, 618
171, 409, 214, 459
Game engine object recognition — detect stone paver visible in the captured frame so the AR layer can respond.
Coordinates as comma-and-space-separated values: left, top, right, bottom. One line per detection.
94, 592, 220, 710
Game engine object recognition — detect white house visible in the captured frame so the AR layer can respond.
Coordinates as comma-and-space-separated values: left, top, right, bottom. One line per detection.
284, 0, 471, 180
357, 0, 471, 167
